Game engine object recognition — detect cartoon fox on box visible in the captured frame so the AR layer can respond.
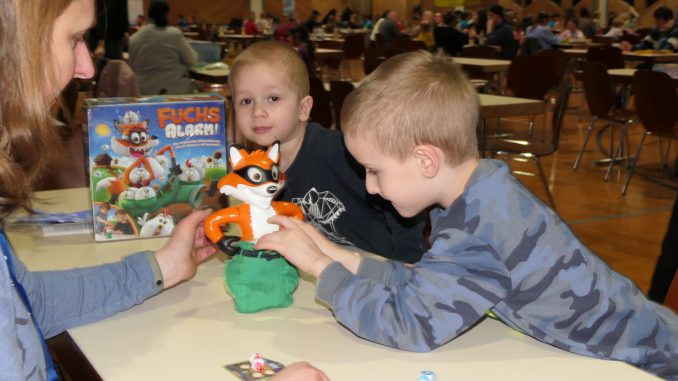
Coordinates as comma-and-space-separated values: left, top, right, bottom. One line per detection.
204, 142, 303, 313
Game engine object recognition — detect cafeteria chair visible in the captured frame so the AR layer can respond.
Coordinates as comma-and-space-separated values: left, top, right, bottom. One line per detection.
328, 81, 355, 130
363, 46, 385, 75
618, 33, 641, 46
485, 80, 571, 209
574, 62, 635, 182
665, 271, 678, 313
536, 49, 568, 93
317, 39, 343, 81
407, 39, 428, 52
506, 55, 557, 101
460, 45, 499, 92
460, 45, 498, 59
622, 69, 678, 194
341, 33, 366, 81
592, 35, 618, 45
505, 54, 557, 135
585, 45, 625, 69
308, 76, 334, 129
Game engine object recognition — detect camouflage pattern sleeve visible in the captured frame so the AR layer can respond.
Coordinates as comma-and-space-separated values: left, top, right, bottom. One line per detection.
317, 230, 511, 352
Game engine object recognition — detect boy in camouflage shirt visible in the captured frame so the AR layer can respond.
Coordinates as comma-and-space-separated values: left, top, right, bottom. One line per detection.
257, 51, 678, 379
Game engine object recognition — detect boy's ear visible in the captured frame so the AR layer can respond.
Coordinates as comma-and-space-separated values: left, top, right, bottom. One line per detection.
413, 145, 441, 179
298, 95, 313, 122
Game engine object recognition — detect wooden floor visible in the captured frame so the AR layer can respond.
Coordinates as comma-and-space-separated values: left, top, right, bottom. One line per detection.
496, 92, 676, 294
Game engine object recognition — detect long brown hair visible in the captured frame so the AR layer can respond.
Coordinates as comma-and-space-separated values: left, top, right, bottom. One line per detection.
0, 0, 74, 219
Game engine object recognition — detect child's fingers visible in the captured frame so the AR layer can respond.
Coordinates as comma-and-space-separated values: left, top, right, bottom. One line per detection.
267, 215, 299, 229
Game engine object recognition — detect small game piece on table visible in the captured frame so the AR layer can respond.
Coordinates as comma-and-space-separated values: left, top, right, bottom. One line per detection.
250, 353, 266, 372
224, 355, 284, 381
418, 370, 436, 381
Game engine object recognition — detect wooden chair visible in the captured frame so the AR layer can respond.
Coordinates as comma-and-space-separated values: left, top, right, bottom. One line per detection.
574, 61, 634, 181
460, 45, 498, 59
363, 46, 385, 75
665, 271, 678, 313
585, 45, 625, 69
622, 70, 678, 194
407, 39, 428, 51
506, 55, 557, 100
393, 33, 411, 51
341, 33, 366, 80
535, 49, 568, 92
618, 33, 641, 46
485, 80, 571, 209
308, 76, 334, 128
328, 81, 355, 130
505, 55, 557, 135
592, 35, 618, 45
317, 40, 343, 81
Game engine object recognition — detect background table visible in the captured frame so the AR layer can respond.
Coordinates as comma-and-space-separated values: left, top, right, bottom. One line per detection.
9, 188, 660, 381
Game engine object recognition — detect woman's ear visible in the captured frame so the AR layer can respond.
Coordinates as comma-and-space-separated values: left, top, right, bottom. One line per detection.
413, 145, 441, 179
299, 95, 313, 122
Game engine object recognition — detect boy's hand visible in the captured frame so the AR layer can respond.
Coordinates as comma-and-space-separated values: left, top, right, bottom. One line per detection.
255, 216, 334, 277
154, 209, 218, 288
270, 361, 330, 381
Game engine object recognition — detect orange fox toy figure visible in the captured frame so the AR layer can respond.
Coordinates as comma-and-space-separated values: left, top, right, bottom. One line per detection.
204, 142, 304, 313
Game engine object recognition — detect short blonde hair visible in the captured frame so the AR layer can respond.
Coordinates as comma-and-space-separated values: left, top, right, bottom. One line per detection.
341, 51, 479, 166
228, 41, 309, 98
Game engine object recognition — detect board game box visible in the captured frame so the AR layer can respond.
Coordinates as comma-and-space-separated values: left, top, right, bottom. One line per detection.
85, 93, 227, 241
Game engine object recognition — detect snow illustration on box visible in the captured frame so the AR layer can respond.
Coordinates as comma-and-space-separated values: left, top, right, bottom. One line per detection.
87, 95, 227, 241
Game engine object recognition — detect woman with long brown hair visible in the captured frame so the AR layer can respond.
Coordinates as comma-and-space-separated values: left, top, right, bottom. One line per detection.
0, 0, 217, 379
0, 1, 329, 379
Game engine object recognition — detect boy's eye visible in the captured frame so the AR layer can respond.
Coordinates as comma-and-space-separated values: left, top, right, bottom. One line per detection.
268, 95, 280, 102
239, 98, 253, 105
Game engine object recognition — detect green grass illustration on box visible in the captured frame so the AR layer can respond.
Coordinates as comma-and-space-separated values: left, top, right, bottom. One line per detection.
86, 94, 227, 241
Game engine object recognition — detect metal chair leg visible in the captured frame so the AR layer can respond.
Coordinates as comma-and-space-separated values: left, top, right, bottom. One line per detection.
622, 132, 648, 195
573, 116, 597, 170
534, 157, 556, 209
604, 124, 626, 182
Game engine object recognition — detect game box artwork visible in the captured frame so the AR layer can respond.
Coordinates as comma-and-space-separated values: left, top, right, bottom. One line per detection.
85, 94, 227, 241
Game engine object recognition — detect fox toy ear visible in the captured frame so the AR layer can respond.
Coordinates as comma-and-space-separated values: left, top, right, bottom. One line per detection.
267, 141, 280, 164
228, 145, 244, 167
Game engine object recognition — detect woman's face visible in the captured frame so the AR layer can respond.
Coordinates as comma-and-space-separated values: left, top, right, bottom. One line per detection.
49, 0, 95, 99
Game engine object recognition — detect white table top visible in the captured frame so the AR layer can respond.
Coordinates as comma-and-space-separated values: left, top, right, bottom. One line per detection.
9, 188, 659, 381
451, 57, 512, 73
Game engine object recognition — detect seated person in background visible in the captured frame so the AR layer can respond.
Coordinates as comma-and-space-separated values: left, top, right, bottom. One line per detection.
290, 25, 316, 76
434, 12, 468, 56
482, 5, 516, 59
558, 18, 585, 42
274, 14, 297, 42
415, 21, 435, 49
378, 10, 401, 48
243, 11, 261, 35
228, 41, 426, 264
128, 0, 197, 95
578, 8, 597, 38
604, 17, 626, 37
621, 6, 678, 51
526, 11, 560, 50
257, 50, 678, 380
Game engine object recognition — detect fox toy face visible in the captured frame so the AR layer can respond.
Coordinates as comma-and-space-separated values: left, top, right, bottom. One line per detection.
218, 142, 283, 210
111, 111, 159, 158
